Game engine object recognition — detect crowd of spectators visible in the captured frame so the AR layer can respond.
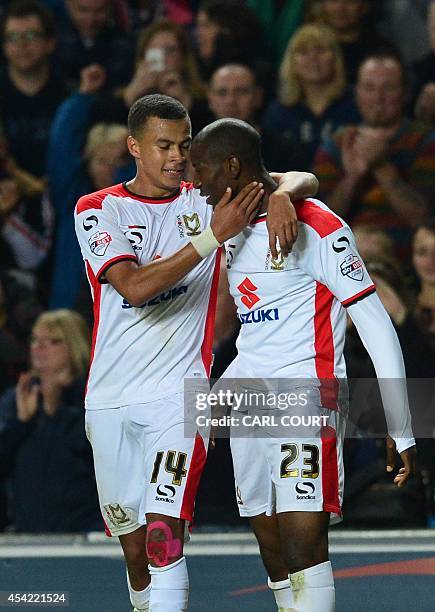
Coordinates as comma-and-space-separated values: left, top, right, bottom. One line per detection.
0, 0, 434, 532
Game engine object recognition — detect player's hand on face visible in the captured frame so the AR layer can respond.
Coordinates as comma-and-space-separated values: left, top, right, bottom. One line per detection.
16, 372, 39, 423
211, 182, 264, 243
79, 64, 107, 95
266, 191, 298, 258
386, 435, 416, 487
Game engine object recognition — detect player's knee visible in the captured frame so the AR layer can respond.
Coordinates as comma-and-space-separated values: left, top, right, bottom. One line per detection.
146, 520, 183, 568
283, 540, 329, 574
120, 532, 148, 569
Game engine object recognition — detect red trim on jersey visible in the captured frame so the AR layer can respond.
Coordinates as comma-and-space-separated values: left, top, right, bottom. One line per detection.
314, 282, 339, 409
342, 284, 376, 307
180, 433, 207, 522
7, 216, 49, 250
201, 249, 221, 376
75, 184, 125, 214
180, 181, 194, 191
120, 182, 181, 204
321, 425, 341, 515
85, 261, 102, 398
96, 254, 137, 282
103, 517, 112, 537
295, 199, 343, 238
250, 215, 267, 225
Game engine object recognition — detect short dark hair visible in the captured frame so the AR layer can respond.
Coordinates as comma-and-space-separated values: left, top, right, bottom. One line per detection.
194, 118, 263, 168
1, 0, 56, 40
127, 94, 189, 136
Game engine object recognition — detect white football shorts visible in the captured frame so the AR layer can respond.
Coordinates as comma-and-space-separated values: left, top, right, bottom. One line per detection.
85, 393, 208, 537
230, 404, 345, 524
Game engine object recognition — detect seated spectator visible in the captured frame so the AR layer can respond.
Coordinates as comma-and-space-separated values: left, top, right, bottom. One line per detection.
206, 63, 302, 171
413, 220, 435, 345
352, 224, 395, 262
246, 0, 306, 65
263, 24, 360, 168
0, 169, 53, 276
0, 0, 69, 178
0, 309, 101, 532
194, 0, 263, 80
48, 73, 132, 309
379, 0, 431, 66
104, 19, 208, 128
315, 0, 392, 83
53, 0, 135, 90
0, 269, 43, 391
413, 1, 435, 126
313, 52, 435, 254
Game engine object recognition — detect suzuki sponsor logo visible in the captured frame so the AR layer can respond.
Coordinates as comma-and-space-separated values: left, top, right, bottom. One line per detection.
237, 277, 260, 309
295, 481, 316, 500
238, 308, 279, 325
122, 285, 188, 309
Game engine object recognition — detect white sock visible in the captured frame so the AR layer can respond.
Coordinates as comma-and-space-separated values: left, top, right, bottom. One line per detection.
126, 570, 151, 611
148, 556, 189, 612
289, 561, 335, 611
268, 576, 294, 611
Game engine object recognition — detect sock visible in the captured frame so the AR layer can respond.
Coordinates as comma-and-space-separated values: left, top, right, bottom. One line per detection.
289, 561, 335, 612
268, 577, 295, 611
148, 556, 189, 612
126, 570, 151, 611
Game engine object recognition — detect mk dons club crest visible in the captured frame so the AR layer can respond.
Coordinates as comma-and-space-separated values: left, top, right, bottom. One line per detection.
104, 503, 134, 528
265, 249, 285, 271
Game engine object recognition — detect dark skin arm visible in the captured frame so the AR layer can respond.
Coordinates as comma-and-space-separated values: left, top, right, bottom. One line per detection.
386, 436, 417, 488
106, 182, 264, 306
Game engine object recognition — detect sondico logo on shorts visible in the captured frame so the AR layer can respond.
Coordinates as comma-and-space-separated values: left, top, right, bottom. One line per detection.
103, 503, 135, 528
155, 484, 176, 504
176, 212, 202, 237
295, 481, 316, 500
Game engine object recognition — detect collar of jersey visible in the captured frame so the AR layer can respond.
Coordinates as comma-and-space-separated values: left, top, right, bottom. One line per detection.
250, 212, 268, 225
121, 182, 181, 203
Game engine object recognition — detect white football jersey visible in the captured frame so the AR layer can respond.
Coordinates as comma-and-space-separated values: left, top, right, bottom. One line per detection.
226, 198, 376, 380
74, 182, 219, 409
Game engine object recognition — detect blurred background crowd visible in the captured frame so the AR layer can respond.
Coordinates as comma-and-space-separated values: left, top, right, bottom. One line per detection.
0, 0, 434, 534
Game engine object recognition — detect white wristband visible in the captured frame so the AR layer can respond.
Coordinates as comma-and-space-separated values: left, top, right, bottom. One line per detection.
190, 225, 221, 259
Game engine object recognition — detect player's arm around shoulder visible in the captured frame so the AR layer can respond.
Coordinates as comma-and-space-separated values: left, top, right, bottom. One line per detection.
267, 172, 319, 258
106, 183, 264, 307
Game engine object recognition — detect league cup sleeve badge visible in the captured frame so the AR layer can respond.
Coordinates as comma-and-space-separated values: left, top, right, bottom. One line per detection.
340, 253, 364, 281
89, 230, 112, 256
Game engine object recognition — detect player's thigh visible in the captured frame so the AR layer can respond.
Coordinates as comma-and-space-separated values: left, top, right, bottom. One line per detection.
133, 395, 208, 523
85, 407, 145, 536
230, 432, 272, 517
268, 417, 344, 521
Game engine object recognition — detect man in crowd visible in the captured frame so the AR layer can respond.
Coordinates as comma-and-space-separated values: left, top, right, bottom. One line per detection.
0, 0, 68, 178
313, 51, 435, 254
207, 63, 303, 171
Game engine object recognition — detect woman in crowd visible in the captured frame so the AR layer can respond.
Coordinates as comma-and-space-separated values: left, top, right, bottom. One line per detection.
263, 23, 360, 168
413, 219, 435, 347
0, 309, 100, 532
